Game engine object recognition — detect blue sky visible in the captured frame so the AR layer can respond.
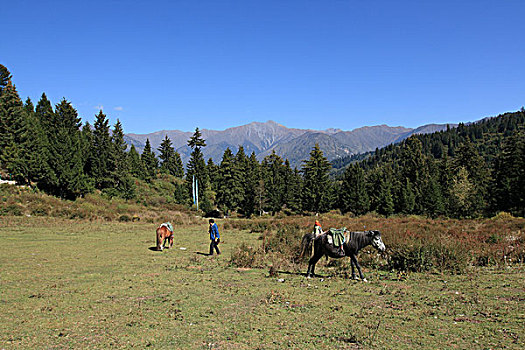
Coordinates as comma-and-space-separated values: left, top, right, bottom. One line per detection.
2, 0, 524, 134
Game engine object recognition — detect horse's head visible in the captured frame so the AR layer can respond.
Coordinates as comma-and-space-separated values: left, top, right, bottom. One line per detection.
368, 230, 386, 252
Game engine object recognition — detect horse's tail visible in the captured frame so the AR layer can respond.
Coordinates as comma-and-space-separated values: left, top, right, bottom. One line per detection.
299, 232, 315, 260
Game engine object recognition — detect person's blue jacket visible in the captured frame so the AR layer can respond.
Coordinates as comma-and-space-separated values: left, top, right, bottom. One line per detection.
209, 223, 220, 241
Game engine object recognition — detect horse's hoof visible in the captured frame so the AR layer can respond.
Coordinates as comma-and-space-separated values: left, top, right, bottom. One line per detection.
362, 278, 368, 283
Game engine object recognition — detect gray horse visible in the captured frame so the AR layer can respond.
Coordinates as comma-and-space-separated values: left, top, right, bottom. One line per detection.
301, 230, 386, 281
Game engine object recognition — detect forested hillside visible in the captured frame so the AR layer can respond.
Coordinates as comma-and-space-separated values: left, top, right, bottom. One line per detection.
1, 64, 523, 218
339, 111, 525, 218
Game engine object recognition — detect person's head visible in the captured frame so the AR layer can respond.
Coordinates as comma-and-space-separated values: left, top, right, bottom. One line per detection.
209, 219, 214, 225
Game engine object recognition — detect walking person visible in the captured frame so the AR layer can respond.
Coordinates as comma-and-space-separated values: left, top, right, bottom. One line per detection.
208, 219, 221, 255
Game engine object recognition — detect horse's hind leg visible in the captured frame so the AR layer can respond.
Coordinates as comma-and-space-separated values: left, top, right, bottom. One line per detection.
156, 229, 162, 251
307, 252, 322, 278
350, 259, 356, 279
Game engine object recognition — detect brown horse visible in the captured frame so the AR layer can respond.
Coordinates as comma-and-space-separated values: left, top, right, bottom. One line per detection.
156, 224, 174, 251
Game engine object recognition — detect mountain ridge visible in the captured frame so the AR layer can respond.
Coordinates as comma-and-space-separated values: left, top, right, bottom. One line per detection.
125, 120, 456, 168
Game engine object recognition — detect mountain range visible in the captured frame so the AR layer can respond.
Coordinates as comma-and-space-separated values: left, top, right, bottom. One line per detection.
124, 121, 456, 168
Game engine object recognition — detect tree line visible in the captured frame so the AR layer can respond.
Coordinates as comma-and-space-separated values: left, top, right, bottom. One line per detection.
1, 64, 523, 218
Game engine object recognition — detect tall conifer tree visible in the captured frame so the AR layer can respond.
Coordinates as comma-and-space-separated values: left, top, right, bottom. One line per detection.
158, 135, 178, 176
0, 80, 30, 183
216, 148, 243, 215
186, 128, 210, 210
261, 151, 286, 215
47, 99, 89, 199
92, 110, 113, 189
301, 144, 332, 213
128, 144, 145, 179
339, 164, 369, 215
141, 139, 158, 181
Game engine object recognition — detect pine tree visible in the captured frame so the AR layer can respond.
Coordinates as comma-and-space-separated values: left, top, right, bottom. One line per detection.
492, 130, 525, 216
283, 160, 302, 213
450, 167, 476, 218
216, 148, 243, 215
0, 64, 12, 95
47, 99, 90, 199
0, 81, 30, 183
111, 119, 135, 199
437, 153, 454, 216
187, 127, 206, 149
420, 174, 445, 218
241, 152, 261, 217
453, 140, 488, 216
158, 135, 178, 176
80, 122, 95, 190
22, 97, 51, 185
34, 93, 57, 191
398, 178, 416, 214
141, 139, 158, 181
262, 151, 285, 215
128, 145, 145, 179
92, 110, 113, 189
339, 164, 369, 215
301, 144, 332, 213
186, 128, 210, 211
173, 151, 184, 178
207, 158, 219, 192
111, 119, 129, 181
375, 167, 394, 216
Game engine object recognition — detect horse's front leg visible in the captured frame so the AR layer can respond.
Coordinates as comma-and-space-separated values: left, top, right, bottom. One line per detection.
169, 235, 174, 249
349, 254, 366, 281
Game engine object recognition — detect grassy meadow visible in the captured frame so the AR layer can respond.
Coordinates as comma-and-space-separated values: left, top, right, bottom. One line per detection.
1, 215, 524, 349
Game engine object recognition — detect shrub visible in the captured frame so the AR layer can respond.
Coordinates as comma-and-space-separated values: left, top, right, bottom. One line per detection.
0, 204, 23, 216
30, 206, 49, 216
230, 243, 260, 268
263, 224, 303, 257
119, 215, 131, 222
387, 240, 469, 274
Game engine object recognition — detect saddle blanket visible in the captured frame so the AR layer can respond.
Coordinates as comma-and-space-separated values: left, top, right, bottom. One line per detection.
327, 228, 346, 247
160, 222, 173, 233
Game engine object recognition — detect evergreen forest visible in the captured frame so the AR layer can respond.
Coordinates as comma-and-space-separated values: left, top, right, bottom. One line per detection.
1, 64, 524, 218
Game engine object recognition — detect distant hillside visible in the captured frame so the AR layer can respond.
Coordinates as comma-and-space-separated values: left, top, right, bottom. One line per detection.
125, 120, 454, 168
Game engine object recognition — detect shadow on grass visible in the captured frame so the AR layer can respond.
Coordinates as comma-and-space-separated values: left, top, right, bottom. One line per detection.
195, 252, 211, 256
276, 270, 311, 277
148, 247, 159, 251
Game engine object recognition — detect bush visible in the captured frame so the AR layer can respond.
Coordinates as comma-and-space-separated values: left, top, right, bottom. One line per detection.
230, 243, 260, 268
0, 204, 23, 216
387, 240, 469, 274
119, 215, 131, 222
263, 224, 303, 257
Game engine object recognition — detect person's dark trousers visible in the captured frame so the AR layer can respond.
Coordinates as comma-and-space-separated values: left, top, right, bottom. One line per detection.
209, 240, 220, 255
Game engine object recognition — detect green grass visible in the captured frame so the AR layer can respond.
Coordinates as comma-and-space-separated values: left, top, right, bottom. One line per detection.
1, 217, 523, 349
